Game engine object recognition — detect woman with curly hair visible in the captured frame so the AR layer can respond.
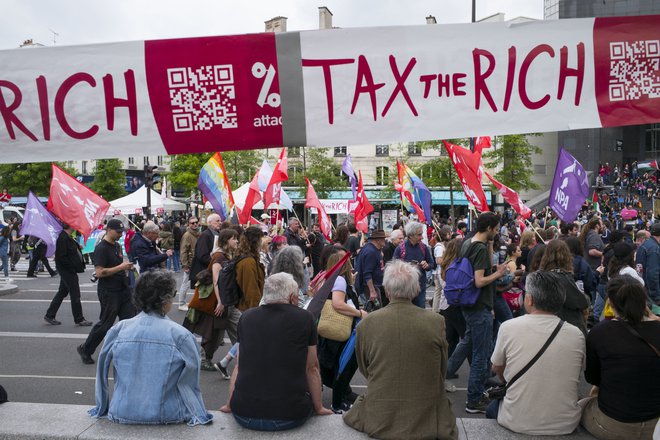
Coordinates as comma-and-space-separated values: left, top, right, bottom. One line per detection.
236, 226, 266, 311
90, 270, 212, 426
539, 239, 590, 335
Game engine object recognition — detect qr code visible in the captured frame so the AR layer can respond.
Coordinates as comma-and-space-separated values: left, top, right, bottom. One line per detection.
609, 40, 660, 102
167, 65, 238, 132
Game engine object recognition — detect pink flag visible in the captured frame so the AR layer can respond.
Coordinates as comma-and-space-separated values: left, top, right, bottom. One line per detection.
305, 178, 332, 241
485, 172, 531, 219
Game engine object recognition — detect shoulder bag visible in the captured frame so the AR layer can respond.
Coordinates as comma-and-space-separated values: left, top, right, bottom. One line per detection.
484, 320, 565, 401
317, 289, 355, 342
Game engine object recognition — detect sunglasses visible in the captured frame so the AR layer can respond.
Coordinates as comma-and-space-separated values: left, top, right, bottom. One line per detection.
189, 222, 198, 225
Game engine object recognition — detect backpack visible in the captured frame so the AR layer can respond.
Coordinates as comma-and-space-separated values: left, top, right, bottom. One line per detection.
443, 241, 484, 307
217, 256, 246, 306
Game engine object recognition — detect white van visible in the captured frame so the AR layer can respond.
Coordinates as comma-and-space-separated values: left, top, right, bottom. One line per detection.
0, 207, 25, 227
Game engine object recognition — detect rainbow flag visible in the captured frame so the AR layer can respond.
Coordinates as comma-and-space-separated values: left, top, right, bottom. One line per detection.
397, 161, 432, 224
198, 153, 235, 221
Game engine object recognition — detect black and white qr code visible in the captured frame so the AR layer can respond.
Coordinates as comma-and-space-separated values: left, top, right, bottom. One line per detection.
609, 40, 660, 102
167, 65, 238, 132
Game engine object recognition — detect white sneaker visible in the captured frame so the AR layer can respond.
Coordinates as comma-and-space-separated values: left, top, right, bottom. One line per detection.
178, 304, 189, 312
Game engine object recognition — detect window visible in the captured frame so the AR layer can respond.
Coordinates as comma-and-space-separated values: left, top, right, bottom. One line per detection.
81, 161, 87, 174
143, 156, 150, 166
334, 146, 347, 157
645, 123, 660, 153
408, 142, 421, 156
288, 147, 300, 157
534, 164, 547, 175
375, 145, 389, 156
128, 157, 135, 165
376, 166, 389, 185
157, 156, 164, 166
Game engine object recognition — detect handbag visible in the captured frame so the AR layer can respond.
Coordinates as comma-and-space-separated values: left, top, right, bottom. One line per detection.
484, 320, 564, 402
317, 299, 353, 342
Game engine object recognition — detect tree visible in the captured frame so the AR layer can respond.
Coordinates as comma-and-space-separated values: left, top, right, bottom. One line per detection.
483, 134, 542, 192
222, 150, 265, 186
168, 153, 211, 196
90, 159, 126, 200
288, 147, 344, 198
0, 162, 76, 196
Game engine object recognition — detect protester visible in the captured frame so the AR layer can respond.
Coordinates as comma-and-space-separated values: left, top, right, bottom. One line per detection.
518, 230, 537, 270
343, 260, 458, 440
609, 242, 644, 285
130, 221, 172, 273
635, 222, 660, 309
580, 217, 605, 271
265, 235, 287, 274
9, 222, 23, 271
269, 245, 309, 308
432, 226, 451, 312
317, 249, 365, 414
284, 218, 309, 256
580, 276, 660, 439
44, 224, 91, 326
177, 217, 200, 311
189, 213, 221, 288
89, 271, 212, 426
488, 270, 585, 435
220, 273, 332, 430
236, 226, 266, 311
309, 223, 326, 276
26, 236, 57, 278
382, 229, 403, 264
392, 221, 435, 308
184, 229, 238, 371
158, 222, 175, 270
171, 221, 183, 272
446, 212, 507, 413
539, 239, 591, 335
354, 229, 386, 305
77, 219, 135, 364
438, 238, 466, 361
0, 226, 11, 281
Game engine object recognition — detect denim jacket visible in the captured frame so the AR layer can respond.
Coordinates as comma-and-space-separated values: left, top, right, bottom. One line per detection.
89, 312, 212, 426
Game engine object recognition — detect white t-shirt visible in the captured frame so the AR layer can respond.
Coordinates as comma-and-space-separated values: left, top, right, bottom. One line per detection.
433, 242, 445, 276
491, 314, 585, 435
618, 266, 645, 286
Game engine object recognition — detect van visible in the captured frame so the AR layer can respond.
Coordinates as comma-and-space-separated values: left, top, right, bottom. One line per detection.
0, 207, 25, 227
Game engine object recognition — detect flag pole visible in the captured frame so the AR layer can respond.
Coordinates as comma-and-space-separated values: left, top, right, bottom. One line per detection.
117, 212, 142, 231
524, 219, 545, 243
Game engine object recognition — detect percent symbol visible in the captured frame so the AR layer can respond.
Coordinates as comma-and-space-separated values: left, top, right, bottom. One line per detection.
252, 62, 281, 108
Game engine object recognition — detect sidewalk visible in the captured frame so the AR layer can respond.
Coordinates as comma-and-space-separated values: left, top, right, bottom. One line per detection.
0, 402, 598, 439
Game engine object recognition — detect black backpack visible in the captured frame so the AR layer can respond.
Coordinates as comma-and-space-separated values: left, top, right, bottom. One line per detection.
218, 256, 246, 306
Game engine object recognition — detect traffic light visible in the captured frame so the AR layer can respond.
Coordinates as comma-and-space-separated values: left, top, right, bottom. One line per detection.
144, 165, 159, 188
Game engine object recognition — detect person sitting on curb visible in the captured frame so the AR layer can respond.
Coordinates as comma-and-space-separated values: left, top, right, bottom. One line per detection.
220, 272, 332, 431
89, 270, 212, 426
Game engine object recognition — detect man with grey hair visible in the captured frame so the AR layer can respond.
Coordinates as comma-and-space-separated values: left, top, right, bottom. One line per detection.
130, 221, 172, 273
189, 213, 221, 288
343, 260, 458, 439
488, 270, 585, 435
220, 272, 332, 430
392, 222, 434, 308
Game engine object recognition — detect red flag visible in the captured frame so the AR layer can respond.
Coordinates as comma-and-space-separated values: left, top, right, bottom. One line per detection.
305, 178, 332, 241
474, 136, 492, 154
305, 251, 351, 320
237, 169, 262, 225
485, 172, 531, 219
354, 171, 373, 233
263, 148, 288, 210
443, 141, 490, 212
47, 164, 110, 237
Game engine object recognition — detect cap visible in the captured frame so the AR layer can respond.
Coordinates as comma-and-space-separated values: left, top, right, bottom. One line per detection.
106, 219, 125, 232
370, 229, 386, 240
260, 213, 270, 220
613, 242, 634, 260
651, 223, 660, 237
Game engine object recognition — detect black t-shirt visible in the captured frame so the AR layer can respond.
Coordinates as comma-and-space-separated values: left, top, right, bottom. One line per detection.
585, 320, 660, 423
460, 239, 493, 311
94, 239, 129, 291
231, 303, 317, 420
345, 235, 360, 256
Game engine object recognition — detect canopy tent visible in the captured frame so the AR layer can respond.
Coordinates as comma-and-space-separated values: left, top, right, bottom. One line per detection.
109, 185, 186, 213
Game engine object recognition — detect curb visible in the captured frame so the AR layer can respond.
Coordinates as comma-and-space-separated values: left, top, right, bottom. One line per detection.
0, 284, 19, 296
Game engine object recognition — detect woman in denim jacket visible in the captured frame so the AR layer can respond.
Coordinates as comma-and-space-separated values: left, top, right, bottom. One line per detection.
89, 270, 212, 426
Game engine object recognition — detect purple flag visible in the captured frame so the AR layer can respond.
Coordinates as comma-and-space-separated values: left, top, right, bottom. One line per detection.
342, 154, 357, 199
19, 192, 62, 257
548, 148, 590, 222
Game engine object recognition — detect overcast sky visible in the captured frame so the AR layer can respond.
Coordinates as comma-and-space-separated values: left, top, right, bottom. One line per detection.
1, 0, 544, 50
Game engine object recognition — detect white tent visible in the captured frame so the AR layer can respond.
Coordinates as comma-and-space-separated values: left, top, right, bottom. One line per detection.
109, 185, 186, 213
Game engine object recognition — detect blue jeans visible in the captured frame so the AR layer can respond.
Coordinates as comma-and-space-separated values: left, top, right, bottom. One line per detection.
486, 399, 500, 419
593, 283, 606, 321
167, 250, 181, 272
493, 294, 513, 340
233, 413, 309, 431
412, 287, 426, 308
0, 254, 8, 277
455, 307, 493, 404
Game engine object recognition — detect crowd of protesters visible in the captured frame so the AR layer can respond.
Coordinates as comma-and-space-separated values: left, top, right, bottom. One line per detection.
3, 200, 653, 438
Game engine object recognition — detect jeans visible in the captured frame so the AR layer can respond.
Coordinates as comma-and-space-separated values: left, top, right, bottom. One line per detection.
486, 399, 500, 419
233, 413, 309, 431
45, 270, 85, 323
172, 250, 181, 272
27, 245, 56, 276
448, 307, 493, 404
493, 294, 513, 340
0, 254, 8, 277
81, 287, 136, 356
412, 286, 426, 308
593, 283, 606, 321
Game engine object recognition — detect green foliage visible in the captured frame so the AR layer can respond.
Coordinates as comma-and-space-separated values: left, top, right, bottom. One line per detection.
0, 162, 76, 196
222, 150, 265, 187
169, 153, 212, 195
483, 134, 542, 192
288, 147, 344, 198
90, 159, 126, 200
